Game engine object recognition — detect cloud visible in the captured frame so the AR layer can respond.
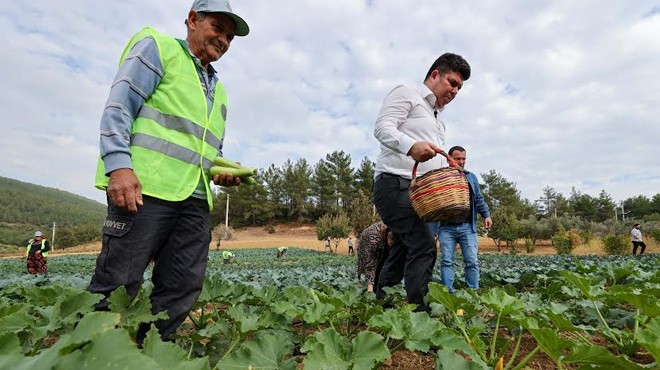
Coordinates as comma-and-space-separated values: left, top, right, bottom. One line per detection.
1, 0, 659, 206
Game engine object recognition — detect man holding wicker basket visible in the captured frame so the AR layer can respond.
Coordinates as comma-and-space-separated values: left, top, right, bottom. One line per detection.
373, 53, 471, 312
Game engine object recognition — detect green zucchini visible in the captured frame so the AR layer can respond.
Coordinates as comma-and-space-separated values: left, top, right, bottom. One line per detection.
213, 156, 243, 169
209, 166, 255, 178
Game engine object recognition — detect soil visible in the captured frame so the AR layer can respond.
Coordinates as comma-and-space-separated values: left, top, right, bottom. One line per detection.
7, 222, 648, 258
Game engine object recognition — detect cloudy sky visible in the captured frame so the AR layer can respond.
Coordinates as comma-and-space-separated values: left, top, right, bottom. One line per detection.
1, 0, 659, 205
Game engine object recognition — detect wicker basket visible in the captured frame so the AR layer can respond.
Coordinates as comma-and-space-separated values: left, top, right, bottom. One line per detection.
408, 151, 470, 223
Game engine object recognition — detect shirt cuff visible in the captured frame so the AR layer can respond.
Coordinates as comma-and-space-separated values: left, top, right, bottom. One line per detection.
397, 135, 417, 156
102, 152, 132, 175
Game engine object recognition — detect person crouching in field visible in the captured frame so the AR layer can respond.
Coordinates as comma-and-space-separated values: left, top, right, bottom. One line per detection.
357, 222, 393, 292
276, 246, 288, 258
222, 251, 235, 264
25, 231, 50, 274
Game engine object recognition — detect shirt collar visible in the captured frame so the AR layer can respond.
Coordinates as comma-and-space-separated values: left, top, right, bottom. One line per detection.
176, 39, 217, 78
419, 83, 443, 112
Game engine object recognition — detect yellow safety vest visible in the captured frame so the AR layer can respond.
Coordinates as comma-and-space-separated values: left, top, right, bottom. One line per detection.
26, 240, 49, 258
95, 27, 228, 210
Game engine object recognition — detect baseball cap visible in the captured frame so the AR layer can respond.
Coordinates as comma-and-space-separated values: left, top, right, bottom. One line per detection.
34, 231, 43, 237
191, 0, 249, 36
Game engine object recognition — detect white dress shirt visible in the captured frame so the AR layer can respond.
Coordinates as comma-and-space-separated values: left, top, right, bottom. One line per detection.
374, 83, 446, 179
631, 228, 643, 242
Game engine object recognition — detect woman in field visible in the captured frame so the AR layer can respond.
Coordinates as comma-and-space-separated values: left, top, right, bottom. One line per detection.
25, 231, 50, 274
356, 222, 393, 292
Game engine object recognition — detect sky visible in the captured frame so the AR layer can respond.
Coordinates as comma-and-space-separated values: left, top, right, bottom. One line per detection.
1, 0, 659, 206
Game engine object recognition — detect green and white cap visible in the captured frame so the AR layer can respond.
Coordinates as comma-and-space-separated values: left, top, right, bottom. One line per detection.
191, 0, 249, 36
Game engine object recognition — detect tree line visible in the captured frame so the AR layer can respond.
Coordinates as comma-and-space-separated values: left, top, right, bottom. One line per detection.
3, 153, 659, 250
215, 151, 660, 242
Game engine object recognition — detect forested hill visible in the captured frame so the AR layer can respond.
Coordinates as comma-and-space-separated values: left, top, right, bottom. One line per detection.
0, 176, 106, 247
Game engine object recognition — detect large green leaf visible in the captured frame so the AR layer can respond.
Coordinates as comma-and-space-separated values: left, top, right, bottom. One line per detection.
528, 327, 573, 361
560, 271, 604, 299
301, 299, 336, 325
351, 331, 390, 370
219, 332, 296, 370
107, 286, 167, 330
403, 312, 445, 352
434, 349, 484, 370
427, 284, 471, 312
55, 329, 160, 370
227, 304, 289, 334
636, 317, 660, 362
541, 305, 581, 332
480, 288, 526, 315
609, 292, 660, 319
227, 304, 262, 333
54, 290, 103, 326
0, 332, 20, 355
563, 344, 648, 370
301, 328, 352, 369
300, 328, 389, 370
0, 303, 32, 332
366, 307, 412, 340
431, 329, 488, 369
142, 326, 211, 370
55, 311, 122, 354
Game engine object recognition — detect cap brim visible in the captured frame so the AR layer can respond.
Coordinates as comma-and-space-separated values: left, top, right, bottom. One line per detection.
220, 12, 249, 36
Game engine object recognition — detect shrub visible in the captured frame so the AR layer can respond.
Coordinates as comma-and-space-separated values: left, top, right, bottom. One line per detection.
566, 229, 583, 246
212, 224, 235, 242
524, 238, 535, 253
508, 244, 519, 255
551, 232, 574, 255
651, 229, 660, 243
602, 234, 629, 255
265, 225, 276, 234
581, 229, 593, 244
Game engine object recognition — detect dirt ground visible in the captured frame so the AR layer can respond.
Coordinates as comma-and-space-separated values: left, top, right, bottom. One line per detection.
3, 223, 656, 258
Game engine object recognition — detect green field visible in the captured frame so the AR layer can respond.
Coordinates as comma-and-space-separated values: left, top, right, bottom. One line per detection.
0, 249, 658, 369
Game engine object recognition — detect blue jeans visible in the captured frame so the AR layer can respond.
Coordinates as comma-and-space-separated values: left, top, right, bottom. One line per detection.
438, 223, 479, 292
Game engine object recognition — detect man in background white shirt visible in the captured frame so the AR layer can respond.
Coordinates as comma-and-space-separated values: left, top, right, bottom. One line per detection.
631, 223, 646, 255
372, 53, 471, 312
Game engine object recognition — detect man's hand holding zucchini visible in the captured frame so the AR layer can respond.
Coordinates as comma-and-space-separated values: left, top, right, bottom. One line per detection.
210, 157, 258, 186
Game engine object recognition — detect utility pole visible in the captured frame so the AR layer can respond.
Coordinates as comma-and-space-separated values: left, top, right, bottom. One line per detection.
620, 202, 629, 222
225, 193, 230, 228
51, 222, 57, 250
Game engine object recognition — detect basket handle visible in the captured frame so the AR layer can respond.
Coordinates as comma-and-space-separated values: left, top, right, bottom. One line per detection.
411, 149, 459, 184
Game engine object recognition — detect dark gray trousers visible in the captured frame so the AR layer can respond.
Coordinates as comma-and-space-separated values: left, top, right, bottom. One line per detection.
88, 195, 210, 340
373, 174, 436, 310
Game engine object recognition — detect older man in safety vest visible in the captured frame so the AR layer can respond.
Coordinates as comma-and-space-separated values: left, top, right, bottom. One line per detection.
88, 0, 250, 344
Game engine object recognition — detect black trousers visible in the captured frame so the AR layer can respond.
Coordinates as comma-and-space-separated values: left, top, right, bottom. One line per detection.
632, 241, 646, 255
373, 174, 436, 310
88, 195, 211, 340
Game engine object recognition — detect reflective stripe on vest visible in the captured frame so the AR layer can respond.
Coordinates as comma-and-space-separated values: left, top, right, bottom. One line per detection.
26, 241, 48, 257
95, 27, 227, 210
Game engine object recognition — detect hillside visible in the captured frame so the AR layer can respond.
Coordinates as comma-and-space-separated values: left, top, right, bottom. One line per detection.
0, 176, 106, 246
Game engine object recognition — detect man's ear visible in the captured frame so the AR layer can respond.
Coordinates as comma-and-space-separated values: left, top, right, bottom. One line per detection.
187, 10, 198, 30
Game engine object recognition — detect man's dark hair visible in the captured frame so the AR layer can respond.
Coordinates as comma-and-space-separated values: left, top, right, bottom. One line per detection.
424, 53, 471, 81
448, 145, 466, 155
634, 223, 640, 227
